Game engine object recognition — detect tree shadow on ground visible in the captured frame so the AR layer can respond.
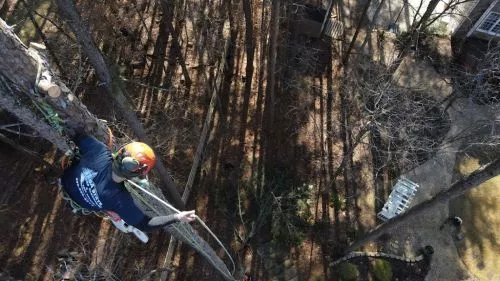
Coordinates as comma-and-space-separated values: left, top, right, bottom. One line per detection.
449, 141, 500, 281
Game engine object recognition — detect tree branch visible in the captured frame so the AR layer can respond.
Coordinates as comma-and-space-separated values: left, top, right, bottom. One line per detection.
346, 158, 500, 252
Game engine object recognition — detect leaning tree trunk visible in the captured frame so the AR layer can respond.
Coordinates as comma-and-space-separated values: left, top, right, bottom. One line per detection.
345, 158, 500, 252
388, 0, 440, 74
0, 19, 109, 151
54, 0, 185, 209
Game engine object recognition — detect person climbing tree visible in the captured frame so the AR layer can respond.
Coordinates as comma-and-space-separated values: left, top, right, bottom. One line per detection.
60, 133, 196, 242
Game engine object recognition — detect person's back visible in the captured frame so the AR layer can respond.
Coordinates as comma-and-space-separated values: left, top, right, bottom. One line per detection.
59, 135, 196, 237
61, 135, 115, 210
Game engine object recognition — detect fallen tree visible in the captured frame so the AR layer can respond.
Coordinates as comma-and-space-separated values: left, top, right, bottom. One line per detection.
346, 157, 500, 252
0, 4, 184, 208
0, 19, 108, 150
0, 17, 236, 280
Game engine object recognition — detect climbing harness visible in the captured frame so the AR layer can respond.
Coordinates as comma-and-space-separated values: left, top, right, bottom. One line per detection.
59, 184, 99, 216
35, 74, 236, 279
124, 179, 237, 280
60, 141, 80, 170
23, 47, 236, 280
58, 179, 149, 243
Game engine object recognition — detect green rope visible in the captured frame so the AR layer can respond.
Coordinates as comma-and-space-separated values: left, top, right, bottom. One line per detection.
60, 188, 102, 217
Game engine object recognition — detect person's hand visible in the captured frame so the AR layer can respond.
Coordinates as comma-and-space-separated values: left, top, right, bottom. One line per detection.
132, 177, 150, 188
175, 210, 196, 223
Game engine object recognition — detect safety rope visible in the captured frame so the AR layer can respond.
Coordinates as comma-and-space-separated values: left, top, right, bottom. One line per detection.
32, 50, 234, 279
123, 181, 235, 280
124, 179, 236, 278
123, 183, 216, 267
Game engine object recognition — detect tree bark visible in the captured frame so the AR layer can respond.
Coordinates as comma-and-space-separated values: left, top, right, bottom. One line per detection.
346, 158, 500, 252
0, 81, 69, 152
413, 0, 440, 31
266, 0, 280, 126
388, 0, 440, 74
55, 0, 185, 209
0, 19, 108, 150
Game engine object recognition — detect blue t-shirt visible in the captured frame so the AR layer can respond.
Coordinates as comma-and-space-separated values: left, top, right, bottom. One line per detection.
61, 136, 148, 229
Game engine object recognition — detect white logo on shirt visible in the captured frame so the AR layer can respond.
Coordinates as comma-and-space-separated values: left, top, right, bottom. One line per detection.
76, 167, 103, 208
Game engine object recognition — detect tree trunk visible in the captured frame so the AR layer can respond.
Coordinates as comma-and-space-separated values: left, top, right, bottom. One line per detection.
159, 1, 192, 87
0, 19, 108, 150
413, 0, 440, 31
345, 158, 500, 252
342, 0, 373, 67
55, 0, 185, 209
388, 0, 440, 74
20, 0, 63, 71
266, 0, 280, 126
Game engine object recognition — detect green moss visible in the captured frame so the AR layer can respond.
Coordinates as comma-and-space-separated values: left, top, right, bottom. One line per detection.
338, 262, 359, 281
371, 259, 393, 281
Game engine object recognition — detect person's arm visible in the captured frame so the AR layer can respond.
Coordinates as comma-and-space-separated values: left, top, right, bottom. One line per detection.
113, 192, 196, 232
144, 211, 196, 230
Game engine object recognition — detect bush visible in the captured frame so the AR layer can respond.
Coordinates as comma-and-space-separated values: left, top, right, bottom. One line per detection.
310, 276, 325, 281
338, 262, 359, 281
241, 169, 311, 248
329, 192, 346, 211
371, 259, 393, 281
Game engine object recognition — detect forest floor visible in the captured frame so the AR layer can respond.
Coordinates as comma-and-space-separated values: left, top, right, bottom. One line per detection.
1, 1, 499, 281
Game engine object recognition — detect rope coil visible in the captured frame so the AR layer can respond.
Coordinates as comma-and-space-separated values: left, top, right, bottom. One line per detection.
124, 179, 236, 280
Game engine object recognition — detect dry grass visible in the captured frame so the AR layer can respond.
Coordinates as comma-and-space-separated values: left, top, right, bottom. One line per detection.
450, 157, 500, 281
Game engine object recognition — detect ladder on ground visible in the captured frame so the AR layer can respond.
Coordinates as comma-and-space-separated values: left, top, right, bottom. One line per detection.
377, 176, 419, 221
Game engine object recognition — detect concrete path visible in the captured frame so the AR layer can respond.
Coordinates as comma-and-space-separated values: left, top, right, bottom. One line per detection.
388, 58, 498, 281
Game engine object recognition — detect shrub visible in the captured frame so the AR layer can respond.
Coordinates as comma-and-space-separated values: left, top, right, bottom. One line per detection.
371, 259, 393, 281
310, 275, 325, 281
338, 262, 359, 281
241, 170, 311, 248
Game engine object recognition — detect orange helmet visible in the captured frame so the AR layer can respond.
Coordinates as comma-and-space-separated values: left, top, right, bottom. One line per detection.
112, 142, 156, 178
